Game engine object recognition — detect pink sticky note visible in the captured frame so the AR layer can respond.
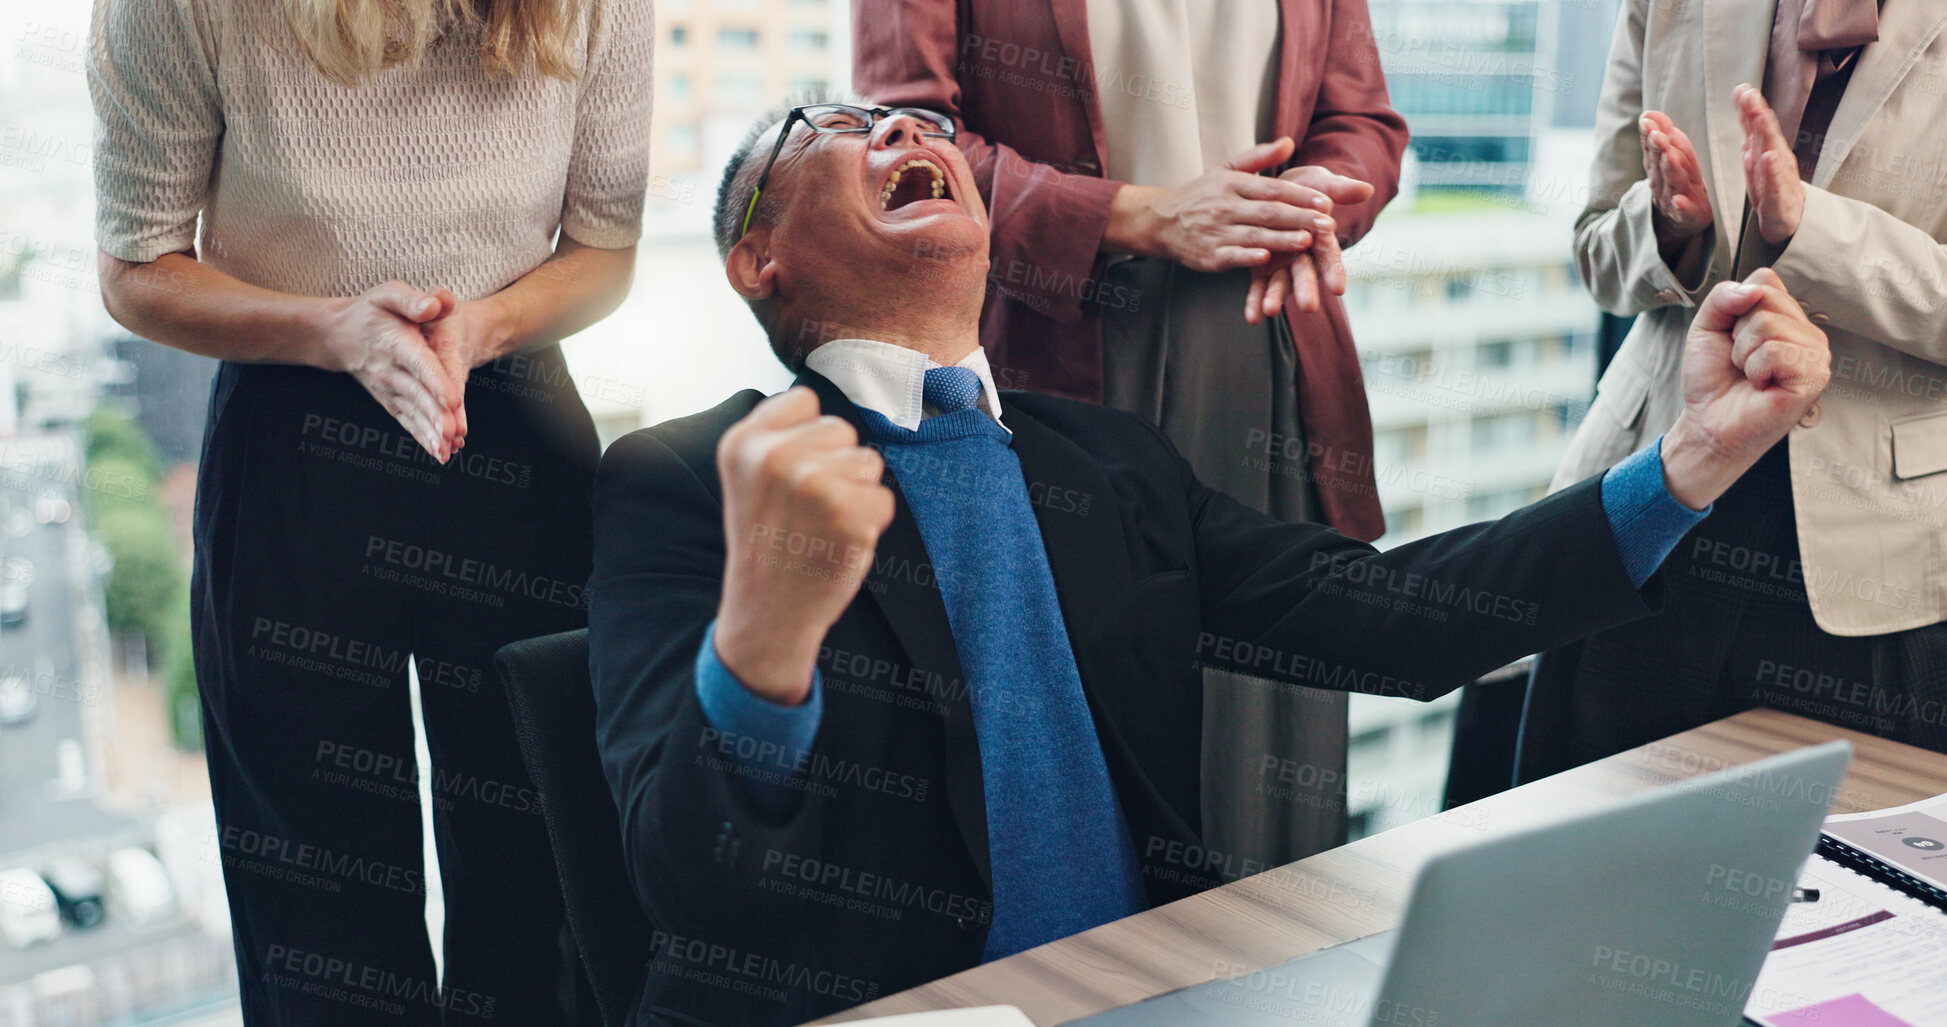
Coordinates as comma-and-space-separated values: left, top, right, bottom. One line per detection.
1768, 993, 1915, 1027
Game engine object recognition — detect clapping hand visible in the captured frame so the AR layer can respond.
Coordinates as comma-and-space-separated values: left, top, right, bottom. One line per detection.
1734, 84, 1806, 245
1639, 109, 1713, 254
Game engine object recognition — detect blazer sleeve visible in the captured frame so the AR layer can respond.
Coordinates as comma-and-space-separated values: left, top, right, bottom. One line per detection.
852, 0, 1128, 326
1178, 438, 1657, 702
588, 430, 832, 939
1773, 185, 1947, 365
1571, 0, 1718, 317
1296, 0, 1410, 246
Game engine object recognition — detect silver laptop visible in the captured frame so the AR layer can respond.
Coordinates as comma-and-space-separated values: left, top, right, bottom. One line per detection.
1071, 741, 1851, 1027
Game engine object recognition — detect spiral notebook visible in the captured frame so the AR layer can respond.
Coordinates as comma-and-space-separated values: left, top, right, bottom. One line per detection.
1744, 792, 1947, 1027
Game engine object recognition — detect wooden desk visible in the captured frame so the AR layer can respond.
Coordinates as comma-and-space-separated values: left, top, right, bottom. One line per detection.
814, 709, 1947, 1025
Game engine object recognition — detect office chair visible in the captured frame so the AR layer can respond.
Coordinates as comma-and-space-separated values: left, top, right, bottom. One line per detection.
496, 628, 652, 1027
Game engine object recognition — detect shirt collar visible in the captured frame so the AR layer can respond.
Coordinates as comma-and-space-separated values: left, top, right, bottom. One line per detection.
802, 338, 1010, 434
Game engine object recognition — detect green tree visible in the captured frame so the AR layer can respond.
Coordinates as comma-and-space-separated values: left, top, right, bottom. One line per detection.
82, 408, 160, 482
95, 505, 180, 646
82, 407, 197, 749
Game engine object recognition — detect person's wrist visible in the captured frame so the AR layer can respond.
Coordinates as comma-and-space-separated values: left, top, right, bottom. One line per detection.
1104, 184, 1166, 258
712, 598, 822, 706
1659, 413, 1740, 511
296, 296, 354, 372
471, 294, 521, 364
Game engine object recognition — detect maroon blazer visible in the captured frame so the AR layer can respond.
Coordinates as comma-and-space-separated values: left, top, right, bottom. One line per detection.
854, 0, 1406, 539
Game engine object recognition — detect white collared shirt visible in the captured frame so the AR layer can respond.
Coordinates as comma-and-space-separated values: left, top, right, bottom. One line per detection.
803, 338, 1011, 434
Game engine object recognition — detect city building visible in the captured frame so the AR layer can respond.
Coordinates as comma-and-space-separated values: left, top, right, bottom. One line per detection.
1340, 0, 1620, 838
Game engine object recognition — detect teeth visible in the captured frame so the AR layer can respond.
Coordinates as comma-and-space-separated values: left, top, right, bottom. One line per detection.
880, 159, 948, 210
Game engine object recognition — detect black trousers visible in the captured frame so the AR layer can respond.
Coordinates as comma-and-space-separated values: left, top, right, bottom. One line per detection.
1518, 443, 1947, 784
191, 351, 598, 1025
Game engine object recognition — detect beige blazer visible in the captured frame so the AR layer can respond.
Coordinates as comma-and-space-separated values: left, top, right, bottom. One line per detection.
1560, 0, 1947, 636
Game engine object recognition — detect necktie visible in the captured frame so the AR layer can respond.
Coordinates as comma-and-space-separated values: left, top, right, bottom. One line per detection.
924, 365, 983, 415
860, 367, 1148, 962
1764, 0, 1881, 149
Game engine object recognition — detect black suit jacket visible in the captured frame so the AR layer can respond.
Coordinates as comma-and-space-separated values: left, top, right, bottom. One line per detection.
589, 370, 1657, 1026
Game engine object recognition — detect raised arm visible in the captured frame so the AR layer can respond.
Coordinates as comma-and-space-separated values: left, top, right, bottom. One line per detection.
1573, 0, 1718, 317
1193, 271, 1830, 697
589, 389, 892, 940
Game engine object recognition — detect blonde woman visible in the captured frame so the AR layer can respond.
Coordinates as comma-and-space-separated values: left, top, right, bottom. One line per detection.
89, 0, 650, 1020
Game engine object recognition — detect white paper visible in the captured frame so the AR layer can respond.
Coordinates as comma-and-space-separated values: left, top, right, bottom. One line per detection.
1744, 856, 1947, 1026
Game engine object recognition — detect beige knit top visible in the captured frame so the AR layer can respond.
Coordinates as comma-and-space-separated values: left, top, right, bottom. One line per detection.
88, 0, 653, 302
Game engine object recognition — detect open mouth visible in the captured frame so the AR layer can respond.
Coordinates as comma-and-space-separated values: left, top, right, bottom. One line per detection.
879, 158, 953, 212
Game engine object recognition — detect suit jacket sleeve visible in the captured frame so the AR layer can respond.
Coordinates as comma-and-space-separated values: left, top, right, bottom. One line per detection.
1775, 185, 1947, 365
589, 430, 831, 939
1296, 0, 1410, 245
852, 0, 1122, 326
1571, 0, 1718, 317
1179, 437, 1658, 701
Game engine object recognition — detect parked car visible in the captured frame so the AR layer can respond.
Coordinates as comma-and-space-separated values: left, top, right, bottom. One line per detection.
0, 580, 27, 628
41, 858, 105, 929
0, 674, 34, 726
105, 848, 177, 927
0, 867, 61, 947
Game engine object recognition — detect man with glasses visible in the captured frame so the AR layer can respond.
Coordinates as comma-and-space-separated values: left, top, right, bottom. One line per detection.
588, 98, 1832, 1026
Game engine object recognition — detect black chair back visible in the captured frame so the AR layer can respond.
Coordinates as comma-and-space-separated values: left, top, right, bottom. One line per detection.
496, 628, 651, 1027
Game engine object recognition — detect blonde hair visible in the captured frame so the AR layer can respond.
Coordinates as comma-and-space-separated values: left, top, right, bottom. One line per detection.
277, 0, 595, 85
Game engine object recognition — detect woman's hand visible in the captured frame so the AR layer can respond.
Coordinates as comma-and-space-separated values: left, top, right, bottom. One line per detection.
1106, 137, 1337, 272
1244, 166, 1374, 323
313, 280, 464, 461
1734, 84, 1806, 246
421, 291, 517, 445
1640, 110, 1713, 259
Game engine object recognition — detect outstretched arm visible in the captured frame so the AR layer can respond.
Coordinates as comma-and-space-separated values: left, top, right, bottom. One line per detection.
1191, 269, 1830, 698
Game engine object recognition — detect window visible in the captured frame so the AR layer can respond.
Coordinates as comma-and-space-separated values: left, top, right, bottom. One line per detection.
667, 74, 691, 102
716, 73, 763, 106
788, 30, 829, 53
1479, 340, 1512, 368
666, 122, 698, 157
718, 28, 759, 50
669, 25, 687, 47
1466, 487, 1530, 521
788, 78, 831, 96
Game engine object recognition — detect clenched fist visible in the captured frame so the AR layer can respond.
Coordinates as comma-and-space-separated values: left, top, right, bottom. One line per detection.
713, 387, 895, 704
1661, 268, 1831, 510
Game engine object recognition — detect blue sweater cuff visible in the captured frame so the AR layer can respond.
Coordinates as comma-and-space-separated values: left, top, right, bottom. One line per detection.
694, 620, 824, 760
1600, 436, 1711, 589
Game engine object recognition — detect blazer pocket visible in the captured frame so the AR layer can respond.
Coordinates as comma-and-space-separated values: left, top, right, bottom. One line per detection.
1892, 411, 1947, 481
1593, 352, 1654, 435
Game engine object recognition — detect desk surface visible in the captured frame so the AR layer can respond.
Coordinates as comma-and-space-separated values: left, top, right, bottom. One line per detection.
812, 708, 1947, 1025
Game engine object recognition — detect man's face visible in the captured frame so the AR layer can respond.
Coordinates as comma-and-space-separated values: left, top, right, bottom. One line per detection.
746, 108, 991, 310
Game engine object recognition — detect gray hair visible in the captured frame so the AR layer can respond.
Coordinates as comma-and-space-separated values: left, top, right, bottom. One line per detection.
711, 90, 872, 369
711, 90, 871, 262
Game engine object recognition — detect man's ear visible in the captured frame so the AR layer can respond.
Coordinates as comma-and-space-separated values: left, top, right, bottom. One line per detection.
726, 232, 780, 302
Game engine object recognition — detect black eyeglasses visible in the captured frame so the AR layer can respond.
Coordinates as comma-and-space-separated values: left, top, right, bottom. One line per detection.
739, 104, 958, 237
